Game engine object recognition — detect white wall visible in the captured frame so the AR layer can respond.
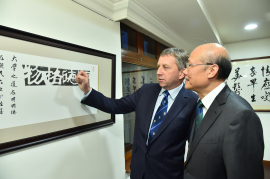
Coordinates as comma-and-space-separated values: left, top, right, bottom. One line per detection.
225, 38, 270, 161
0, 0, 125, 179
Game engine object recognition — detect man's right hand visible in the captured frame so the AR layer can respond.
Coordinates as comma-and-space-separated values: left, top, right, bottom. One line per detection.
75, 70, 91, 94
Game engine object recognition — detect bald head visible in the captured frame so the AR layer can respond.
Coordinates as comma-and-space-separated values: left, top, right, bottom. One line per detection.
193, 43, 232, 80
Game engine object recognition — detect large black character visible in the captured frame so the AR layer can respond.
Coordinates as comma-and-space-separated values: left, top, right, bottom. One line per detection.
141, 76, 145, 84
251, 94, 256, 102
0, 101, 3, 106
261, 91, 270, 102
0, 108, 3, 114
249, 66, 257, 77
247, 78, 257, 92
266, 65, 270, 76
231, 67, 243, 82
0, 71, 4, 77
261, 78, 270, 90
232, 82, 242, 95
0, 55, 4, 61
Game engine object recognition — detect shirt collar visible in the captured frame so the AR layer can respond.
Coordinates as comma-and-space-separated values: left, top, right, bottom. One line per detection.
200, 82, 226, 110
159, 83, 183, 100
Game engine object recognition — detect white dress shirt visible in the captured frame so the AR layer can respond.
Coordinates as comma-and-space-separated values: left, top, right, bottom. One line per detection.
200, 82, 226, 117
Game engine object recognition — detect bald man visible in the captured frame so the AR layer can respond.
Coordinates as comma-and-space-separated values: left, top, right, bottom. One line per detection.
183, 43, 264, 179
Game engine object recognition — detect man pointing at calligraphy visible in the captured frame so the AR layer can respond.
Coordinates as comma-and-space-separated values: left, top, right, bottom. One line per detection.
75, 48, 198, 179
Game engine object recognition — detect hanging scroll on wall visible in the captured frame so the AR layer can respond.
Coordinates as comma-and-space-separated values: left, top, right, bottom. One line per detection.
227, 56, 270, 112
0, 25, 116, 154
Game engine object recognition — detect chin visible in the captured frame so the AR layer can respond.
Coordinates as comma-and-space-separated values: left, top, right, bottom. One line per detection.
184, 84, 192, 90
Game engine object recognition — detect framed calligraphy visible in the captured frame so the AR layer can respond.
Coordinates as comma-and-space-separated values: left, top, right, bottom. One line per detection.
0, 25, 116, 154
227, 56, 270, 112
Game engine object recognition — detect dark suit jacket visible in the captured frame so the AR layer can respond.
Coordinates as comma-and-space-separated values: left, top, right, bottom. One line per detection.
184, 85, 264, 179
82, 83, 198, 179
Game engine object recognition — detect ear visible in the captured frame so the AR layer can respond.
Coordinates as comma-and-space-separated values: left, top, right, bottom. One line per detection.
207, 64, 219, 79
179, 69, 185, 80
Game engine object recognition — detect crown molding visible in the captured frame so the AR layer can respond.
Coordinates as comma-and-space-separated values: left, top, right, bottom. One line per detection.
126, 0, 190, 49
73, 0, 191, 49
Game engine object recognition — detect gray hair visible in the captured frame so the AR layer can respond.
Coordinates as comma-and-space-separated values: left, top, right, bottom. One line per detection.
160, 47, 189, 70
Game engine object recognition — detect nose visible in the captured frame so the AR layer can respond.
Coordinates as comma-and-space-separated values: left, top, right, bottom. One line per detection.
157, 67, 162, 75
183, 68, 188, 76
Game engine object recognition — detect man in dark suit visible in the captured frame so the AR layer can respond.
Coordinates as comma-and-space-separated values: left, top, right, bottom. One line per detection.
75, 48, 198, 179
183, 43, 264, 179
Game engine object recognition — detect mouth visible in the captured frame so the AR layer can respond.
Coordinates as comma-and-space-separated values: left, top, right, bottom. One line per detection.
158, 79, 164, 82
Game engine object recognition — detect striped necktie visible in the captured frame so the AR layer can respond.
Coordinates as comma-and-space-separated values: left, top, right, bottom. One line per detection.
194, 99, 204, 136
148, 90, 169, 144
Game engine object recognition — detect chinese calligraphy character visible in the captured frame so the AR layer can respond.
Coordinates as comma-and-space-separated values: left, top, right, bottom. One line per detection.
0, 87, 2, 91
124, 78, 130, 85
261, 91, 270, 102
0, 108, 3, 114
11, 63, 17, 71
251, 94, 256, 102
150, 77, 153, 83
11, 97, 15, 102
232, 82, 242, 95
141, 76, 145, 84
0, 71, 4, 77
0, 63, 4, 69
133, 77, 136, 84
133, 86, 137, 93
266, 65, 270, 76
126, 86, 130, 93
0, 101, 3, 106
11, 110, 17, 115
0, 79, 2, 84
249, 66, 257, 77
231, 67, 243, 82
11, 81, 17, 87
10, 90, 16, 95
11, 74, 18, 78
0, 55, 4, 60
247, 78, 257, 92
12, 56, 17, 62
11, 104, 16, 108
0, 94, 3, 99
261, 78, 270, 90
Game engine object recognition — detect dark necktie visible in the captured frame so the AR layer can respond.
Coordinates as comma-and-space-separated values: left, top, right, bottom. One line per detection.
148, 90, 169, 144
194, 99, 204, 136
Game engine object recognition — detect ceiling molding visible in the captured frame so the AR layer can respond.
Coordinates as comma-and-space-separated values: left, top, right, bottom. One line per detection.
72, 0, 191, 49
113, 0, 129, 21
126, 0, 190, 49
197, 0, 222, 44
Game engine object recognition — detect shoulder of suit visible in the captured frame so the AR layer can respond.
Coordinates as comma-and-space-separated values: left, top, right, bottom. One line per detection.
227, 91, 253, 111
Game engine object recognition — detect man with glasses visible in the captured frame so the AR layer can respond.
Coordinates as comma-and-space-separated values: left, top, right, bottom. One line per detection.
75, 48, 198, 179
183, 43, 264, 179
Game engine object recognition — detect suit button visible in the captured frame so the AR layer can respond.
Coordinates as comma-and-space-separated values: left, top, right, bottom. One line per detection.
184, 169, 188, 173
146, 155, 149, 159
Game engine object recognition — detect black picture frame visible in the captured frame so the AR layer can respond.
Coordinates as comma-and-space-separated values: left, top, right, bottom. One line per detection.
0, 25, 116, 154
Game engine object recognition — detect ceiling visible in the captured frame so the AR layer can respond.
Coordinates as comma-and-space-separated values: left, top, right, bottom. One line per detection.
132, 0, 270, 51
74, 0, 270, 52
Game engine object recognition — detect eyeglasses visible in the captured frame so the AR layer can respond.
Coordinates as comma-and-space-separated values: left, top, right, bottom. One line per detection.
186, 63, 213, 70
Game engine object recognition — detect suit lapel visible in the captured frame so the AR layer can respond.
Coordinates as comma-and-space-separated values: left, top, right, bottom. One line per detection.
186, 85, 231, 163
143, 85, 161, 139
149, 85, 188, 145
